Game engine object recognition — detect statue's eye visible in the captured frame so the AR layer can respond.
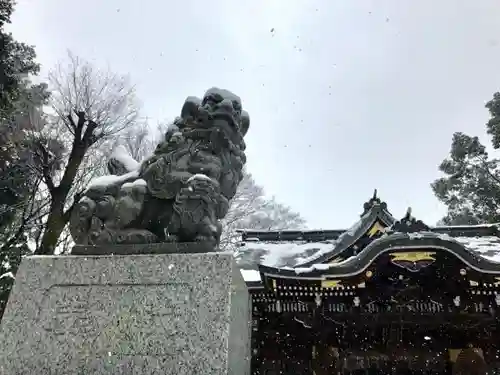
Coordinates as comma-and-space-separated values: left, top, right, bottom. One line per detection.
203, 95, 214, 105
213, 94, 223, 102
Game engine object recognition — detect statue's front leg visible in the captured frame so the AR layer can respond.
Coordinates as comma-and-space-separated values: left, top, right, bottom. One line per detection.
169, 177, 221, 247
192, 217, 222, 245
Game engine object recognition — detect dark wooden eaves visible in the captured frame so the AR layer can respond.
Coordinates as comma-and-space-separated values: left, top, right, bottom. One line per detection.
258, 232, 500, 279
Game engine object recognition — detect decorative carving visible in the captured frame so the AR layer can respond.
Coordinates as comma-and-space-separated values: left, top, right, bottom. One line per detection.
321, 280, 342, 289
390, 207, 430, 233
389, 251, 436, 272
69, 88, 250, 248
367, 221, 385, 238
361, 189, 388, 216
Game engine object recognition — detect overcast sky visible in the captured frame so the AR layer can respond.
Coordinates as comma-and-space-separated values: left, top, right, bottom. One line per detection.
8, 0, 500, 229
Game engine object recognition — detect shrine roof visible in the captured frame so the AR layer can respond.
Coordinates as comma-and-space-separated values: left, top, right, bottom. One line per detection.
235, 191, 500, 283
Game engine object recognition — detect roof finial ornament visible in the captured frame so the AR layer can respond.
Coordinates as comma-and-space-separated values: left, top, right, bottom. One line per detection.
405, 207, 412, 219
361, 188, 388, 216
391, 207, 429, 233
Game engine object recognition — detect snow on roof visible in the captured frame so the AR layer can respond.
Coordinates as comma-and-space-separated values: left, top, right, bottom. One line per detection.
454, 236, 500, 262
235, 240, 337, 271
435, 223, 500, 229
235, 215, 367, 282
237, 234, 500, 282
240, 269, 261, 282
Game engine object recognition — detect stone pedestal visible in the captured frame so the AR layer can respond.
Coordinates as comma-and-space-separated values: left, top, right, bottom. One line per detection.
0, 251, 251, 375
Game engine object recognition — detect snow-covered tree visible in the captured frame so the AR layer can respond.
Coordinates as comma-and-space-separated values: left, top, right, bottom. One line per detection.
219, 171, 306, 250
32, 52, 140, 255
0, 0, 50, 318
432, 92, 500, 225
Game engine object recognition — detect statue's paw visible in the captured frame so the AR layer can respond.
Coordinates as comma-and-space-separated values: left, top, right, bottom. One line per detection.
89, 225, 112, 245
94, 195, 116, 220
115, 229, 158, 244
164, 234, 179, 242
194, 234, 216, 243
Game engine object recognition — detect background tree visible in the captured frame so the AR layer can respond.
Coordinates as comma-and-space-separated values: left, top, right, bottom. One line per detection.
431, 92, 500, 225
219, 171, 306, 250
119, 119, 159, 162
0, 0, 51, 318
32, 52, 139, 255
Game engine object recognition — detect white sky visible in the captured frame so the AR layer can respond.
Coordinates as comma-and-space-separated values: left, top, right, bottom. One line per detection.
8, 0, 500, 229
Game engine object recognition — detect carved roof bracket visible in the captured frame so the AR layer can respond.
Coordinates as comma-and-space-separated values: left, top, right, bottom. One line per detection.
390, 207, 430, 233
361, 189, 389, 217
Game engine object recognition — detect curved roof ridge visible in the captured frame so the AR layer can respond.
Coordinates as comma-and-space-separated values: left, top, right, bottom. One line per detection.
296, 202, 395, 267
258, 231, 500, 279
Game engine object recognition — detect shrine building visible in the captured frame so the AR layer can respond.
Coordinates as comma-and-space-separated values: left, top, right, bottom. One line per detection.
237, 192, 500, 374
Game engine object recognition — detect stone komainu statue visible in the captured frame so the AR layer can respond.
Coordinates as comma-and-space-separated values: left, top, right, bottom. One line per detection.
69, 88, 249, 247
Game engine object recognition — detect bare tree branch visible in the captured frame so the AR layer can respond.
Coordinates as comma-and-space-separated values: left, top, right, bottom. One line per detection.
34, 52, 141, 255
48, 51, 139, 140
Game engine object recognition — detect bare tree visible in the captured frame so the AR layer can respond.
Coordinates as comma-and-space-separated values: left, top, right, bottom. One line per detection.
32, 52, 140, 255
119, 119, 162, 162
48, 52, 138, 134
219, 171, 307, 251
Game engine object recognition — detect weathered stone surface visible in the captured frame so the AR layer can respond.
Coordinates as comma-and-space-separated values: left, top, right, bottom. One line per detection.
0, 252, 251, 375
72, 242, 216, 256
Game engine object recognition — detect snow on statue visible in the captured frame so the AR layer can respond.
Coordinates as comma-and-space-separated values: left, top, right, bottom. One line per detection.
69, 88, 250, 248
